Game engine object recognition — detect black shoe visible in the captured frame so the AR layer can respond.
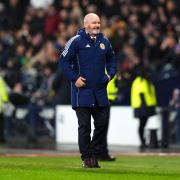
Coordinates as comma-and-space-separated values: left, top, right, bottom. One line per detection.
98, 154, 116, 161
82, 158, 92, 168
90, 157, 101, 168
82, 157, 100, 168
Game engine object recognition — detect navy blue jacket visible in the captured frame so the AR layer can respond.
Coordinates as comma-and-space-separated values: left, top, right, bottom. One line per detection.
59, 28, 116, 108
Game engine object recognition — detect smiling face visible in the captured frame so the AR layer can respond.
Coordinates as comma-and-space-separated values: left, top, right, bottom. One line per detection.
84, 13, 100, 37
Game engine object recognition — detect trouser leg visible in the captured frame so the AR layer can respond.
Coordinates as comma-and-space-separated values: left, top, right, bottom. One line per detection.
91, 106, 109, 157
75, 108, 91, 160
27, 103, 41, 137
0, 113, 5, 141
175, 110, 180, 144
139, 117, 148, 145
98, 106, 110, 157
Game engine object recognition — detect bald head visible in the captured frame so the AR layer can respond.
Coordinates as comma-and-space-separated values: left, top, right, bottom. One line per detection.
84, 13, 100, 24
83, 13, 101, 37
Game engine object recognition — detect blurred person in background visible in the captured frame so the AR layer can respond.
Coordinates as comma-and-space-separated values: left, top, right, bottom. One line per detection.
169, 88, 180, 144
0, 74, 9, 143
131, 66, 157, 149
52, 67, 71, 105
4, 0, 27, 30
26, 64, 56, 140
59, 13, 116, 168
44, 4, 60, 37
30, 0, 53, 10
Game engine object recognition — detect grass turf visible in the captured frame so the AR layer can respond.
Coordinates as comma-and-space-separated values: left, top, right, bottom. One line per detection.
0, 156, 180, 180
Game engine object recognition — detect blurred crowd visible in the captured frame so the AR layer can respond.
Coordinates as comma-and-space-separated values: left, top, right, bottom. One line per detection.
0, 0, 179, 140
0, 0, 179, 103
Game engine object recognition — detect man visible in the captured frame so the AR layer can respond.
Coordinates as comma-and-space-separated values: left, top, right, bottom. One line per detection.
59, 13, 116, 168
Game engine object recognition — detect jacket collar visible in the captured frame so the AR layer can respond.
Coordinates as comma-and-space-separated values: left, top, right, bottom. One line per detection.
77, 28, 103, 42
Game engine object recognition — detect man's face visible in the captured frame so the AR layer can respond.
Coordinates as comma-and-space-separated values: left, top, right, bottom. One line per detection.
85, 16, 100, 36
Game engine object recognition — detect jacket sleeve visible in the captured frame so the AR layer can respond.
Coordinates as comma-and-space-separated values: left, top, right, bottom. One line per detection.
106, 41, 116, 80
58, 36, 79, 83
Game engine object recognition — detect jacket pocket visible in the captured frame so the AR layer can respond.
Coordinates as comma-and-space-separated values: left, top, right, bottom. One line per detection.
96, 74, 109, 89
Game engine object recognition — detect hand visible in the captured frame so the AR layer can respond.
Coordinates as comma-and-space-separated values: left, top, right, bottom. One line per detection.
75, 76, 86, 88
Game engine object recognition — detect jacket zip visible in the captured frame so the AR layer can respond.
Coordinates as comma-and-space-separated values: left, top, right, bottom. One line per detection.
76, 55, 80, 107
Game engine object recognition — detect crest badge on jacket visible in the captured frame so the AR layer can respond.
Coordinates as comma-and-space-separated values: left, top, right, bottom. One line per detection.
100, 43, 105, 50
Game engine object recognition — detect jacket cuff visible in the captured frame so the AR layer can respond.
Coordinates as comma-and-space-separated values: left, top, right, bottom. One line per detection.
72, 74, 79, 83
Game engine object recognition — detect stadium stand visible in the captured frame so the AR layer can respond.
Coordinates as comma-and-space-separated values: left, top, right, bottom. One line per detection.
0, 0, 179, 145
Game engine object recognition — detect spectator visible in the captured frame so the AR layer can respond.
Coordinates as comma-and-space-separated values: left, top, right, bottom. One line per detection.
169, 88, 180, 144
30, 0, 53, 10
44, 5, 60, 37
0, 75, 9, 143
131, 67, 157, 149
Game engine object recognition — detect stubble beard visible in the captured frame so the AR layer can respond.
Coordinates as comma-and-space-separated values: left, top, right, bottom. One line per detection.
91, 29, 100, 36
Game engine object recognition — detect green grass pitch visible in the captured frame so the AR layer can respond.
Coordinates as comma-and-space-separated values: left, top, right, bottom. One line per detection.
0, 156, 180, 180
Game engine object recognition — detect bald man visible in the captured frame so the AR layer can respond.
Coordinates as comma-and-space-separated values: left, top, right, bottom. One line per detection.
59, 13, 116, 168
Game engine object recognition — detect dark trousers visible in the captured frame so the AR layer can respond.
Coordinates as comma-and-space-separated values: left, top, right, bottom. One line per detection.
139, 117, 148, 145
0, 113, 5, 141
75, 106, 109, 160
175, 109, 180, 144
98, 105, 110, 157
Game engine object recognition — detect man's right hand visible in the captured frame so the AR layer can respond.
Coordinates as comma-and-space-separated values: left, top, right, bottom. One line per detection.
75, 76, 86, 87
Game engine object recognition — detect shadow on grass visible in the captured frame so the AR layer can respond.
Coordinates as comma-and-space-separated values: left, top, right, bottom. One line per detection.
74, 168, 180, 178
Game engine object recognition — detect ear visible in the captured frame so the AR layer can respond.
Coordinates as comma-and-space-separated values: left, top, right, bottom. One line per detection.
84, 22, 88, 29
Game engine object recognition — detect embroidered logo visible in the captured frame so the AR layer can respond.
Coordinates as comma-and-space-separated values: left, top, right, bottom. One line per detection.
100, 43, 105, 49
